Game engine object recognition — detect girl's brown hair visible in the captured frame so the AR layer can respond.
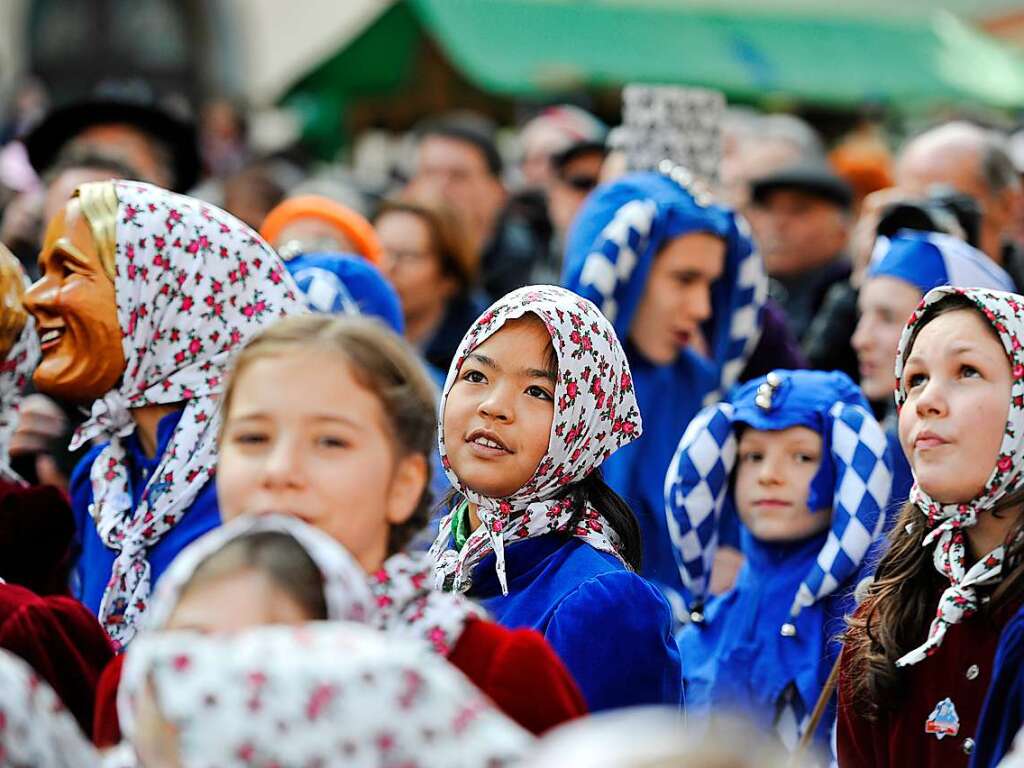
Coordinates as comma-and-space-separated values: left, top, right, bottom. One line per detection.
220, 315, 439, 555
374, 194, 477, 294
843, 293, 1024, 717
179, 530, 329, 621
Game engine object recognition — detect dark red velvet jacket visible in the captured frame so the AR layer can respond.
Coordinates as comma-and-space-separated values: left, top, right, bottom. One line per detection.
0, 479, 77, 595
0, 582, 113, 735
94, 616, 586, 747
837, 602, 1020, 767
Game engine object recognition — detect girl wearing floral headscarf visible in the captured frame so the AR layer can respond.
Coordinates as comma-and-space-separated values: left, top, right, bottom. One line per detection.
117, 623, 532, 768
214, 315, 587, 735
429, 284, 681, 711
562, 170, 804, 608
839, 287, 1024, 767
23, 180, 306, 650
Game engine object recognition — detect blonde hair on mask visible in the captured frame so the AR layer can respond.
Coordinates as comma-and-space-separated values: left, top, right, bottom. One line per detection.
74, 181, 119, 281
221, 315, 439, 554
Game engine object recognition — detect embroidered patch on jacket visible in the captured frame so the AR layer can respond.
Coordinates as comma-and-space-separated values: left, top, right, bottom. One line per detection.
925, 697, 960, 739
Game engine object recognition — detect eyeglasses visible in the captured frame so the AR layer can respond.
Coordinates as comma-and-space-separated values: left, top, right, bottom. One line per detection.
561, 174, 599, 193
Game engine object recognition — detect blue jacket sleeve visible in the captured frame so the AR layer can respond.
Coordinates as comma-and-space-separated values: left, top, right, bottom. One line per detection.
970, 612, 1024, 768
544, 569, 682, 712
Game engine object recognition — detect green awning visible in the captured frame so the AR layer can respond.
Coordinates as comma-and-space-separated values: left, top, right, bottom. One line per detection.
410, 0, 1024, 106
283, 0, 1024, 156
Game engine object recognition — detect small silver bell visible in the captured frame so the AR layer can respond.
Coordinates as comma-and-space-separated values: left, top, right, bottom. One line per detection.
780, 623, 797, 637
755, 372, 782, 412
689, 609, 705, 624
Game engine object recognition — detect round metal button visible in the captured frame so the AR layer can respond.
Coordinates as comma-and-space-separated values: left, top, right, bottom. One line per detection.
963, 738, 975, 755
966, 664, 980, 681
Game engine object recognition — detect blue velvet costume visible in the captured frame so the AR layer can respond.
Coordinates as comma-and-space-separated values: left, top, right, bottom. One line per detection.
463, 533, 682, 712
667, 370, 893, 749
562, 172, 768, 607
70, 410, 220, 616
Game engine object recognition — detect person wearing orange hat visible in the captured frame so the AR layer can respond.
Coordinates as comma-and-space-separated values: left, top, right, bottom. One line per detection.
260, 194, 383, 265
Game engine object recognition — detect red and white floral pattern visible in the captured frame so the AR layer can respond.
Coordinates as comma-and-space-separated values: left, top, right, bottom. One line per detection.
371, 552, 486, 656
893, 286, 1024, 666
0, 647, 99, 767
0, 308, 39, 485
68, 181, 305, 649
143, 514, 374, 630
118, 623, 532, 767
430, 285, 642, 595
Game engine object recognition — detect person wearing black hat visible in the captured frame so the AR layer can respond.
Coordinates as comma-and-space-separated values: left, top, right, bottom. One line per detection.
23, 93, 200, 194
748, 164, 854, 343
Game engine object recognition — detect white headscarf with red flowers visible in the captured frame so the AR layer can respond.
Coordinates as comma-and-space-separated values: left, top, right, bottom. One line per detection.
142, 514, 374, 629
0, 307, 39, 486
894, 286, 1024, 666
429, 285, 643, 595
0, 648, 100, 768
371, 552, 487, 656
68, 181, 305, 650
142, 513, 483, 658
118, 623, 533, 768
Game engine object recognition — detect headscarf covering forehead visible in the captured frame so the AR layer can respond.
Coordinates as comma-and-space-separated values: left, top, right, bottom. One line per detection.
69, 180, 306, 649
430, 285, 641, 594
118, 623, 532, 768
144, 514, 374, 630
893, 286, 1024, 666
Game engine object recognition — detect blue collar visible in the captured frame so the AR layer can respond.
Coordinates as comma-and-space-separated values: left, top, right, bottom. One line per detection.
124, 409, 185, 470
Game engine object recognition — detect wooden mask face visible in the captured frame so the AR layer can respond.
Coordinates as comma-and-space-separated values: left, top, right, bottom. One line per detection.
24, 198, 125, 403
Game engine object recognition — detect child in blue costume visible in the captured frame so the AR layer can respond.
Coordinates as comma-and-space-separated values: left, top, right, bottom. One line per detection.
429, 285, 682, 711
563, 169, 786, 608
60, 181, 305, 649
854, 230, 1015, 511
666, 369, 892, 750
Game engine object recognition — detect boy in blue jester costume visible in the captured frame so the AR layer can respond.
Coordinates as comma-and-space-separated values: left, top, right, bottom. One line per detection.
665, 369, 892, 750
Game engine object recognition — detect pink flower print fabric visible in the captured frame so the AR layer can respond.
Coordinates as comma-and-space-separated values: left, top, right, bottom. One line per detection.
429, 285, 643, 595
67, 181, 306, 649
893, 286, 1024, 666
118, 623, 533, 768
0, 648, 100, 768
370, 552, 487, 656
0, 307, 39, 485
142, 514, 375, 630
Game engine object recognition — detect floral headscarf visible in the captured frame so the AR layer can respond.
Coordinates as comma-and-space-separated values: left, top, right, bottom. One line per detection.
147, 514, 484, 658
0, 647, 100, 768
893, 286, 1024, 666
143, 515, 374, 629
0, 313, 38, 486
371, 552, 486, 655
68, 181, 305, 649
429, 285, 643, 594
118, 623, 533, 768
